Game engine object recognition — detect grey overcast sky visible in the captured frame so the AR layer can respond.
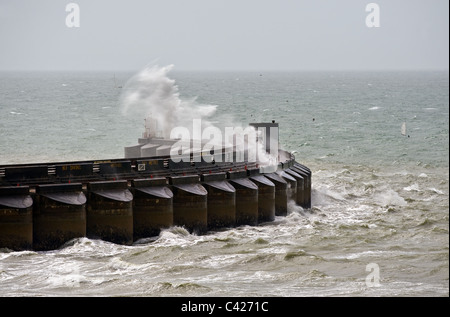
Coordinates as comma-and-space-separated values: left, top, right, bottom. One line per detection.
0, 0, 448, 72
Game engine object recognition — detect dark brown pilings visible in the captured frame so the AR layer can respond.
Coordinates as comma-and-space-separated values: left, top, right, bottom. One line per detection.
285, 169, 306, 208
169, 175, 208, 234
292, 164, 311, 209
33, 183, 86, 251
0, 186, 33, 251
278, 170, 297, 202
227, 171, 259, 226
264, 173, 288, 216
294, 163, 312, 209
249, 173, 276, 222
87, 180, 133, 245
131, 178, 173, 240
201, 173, 236, 229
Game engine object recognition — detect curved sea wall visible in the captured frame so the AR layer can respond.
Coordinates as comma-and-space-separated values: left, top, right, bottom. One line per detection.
0, 149, 311, 251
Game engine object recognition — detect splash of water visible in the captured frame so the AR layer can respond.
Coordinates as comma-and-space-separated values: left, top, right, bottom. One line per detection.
120, 64, 278, 169
120, 64, 217, 139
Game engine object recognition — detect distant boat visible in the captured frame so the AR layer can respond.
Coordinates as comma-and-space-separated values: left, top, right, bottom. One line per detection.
401, 122, 407, 136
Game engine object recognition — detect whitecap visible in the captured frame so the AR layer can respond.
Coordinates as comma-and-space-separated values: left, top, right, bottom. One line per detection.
312, 185, 347, 206
368, 106, 380, 110
373, 189, 407, 206
46, 264, 86, 288
335, 250, 414, 260
428, 188, 444, 195
418, 173, 428, 178
403, 184, 420, 192
153, 226, 193, 247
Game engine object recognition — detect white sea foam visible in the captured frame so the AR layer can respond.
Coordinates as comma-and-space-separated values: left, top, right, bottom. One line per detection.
373, 189, 407, 206
428, 187, 444, 195
333, 250, 416, 260
45, 262, 85, 288
403, 184, 420, 192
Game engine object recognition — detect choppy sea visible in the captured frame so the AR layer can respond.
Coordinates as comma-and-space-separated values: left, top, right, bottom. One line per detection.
0, 69, 448, 297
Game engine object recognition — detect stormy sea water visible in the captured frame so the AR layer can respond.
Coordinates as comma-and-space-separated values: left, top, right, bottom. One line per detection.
0, 69, 448, 297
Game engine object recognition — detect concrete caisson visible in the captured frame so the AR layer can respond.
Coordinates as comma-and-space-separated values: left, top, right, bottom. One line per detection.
169, 175, 208, 234
293, 163, 312, 209
291, 165, 311, 209
131, 178, 173, 240
227, 171, 259, 226
285, 168, 306, 208
87, 180, 133, 245
248, 170, 276, 222
0, 186, 33, 251
201, 173, 236, 229
264, 173, 288, 216
278, 170, 297, 202
33, 183, 86, 251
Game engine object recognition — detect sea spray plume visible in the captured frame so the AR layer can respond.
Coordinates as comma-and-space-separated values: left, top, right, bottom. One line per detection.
120, 64, 217, 139
120, 64, 180, 139
120, 64, 277, 169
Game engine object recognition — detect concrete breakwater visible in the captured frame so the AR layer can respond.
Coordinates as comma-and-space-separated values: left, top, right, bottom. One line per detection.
0, 150, 311, 251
